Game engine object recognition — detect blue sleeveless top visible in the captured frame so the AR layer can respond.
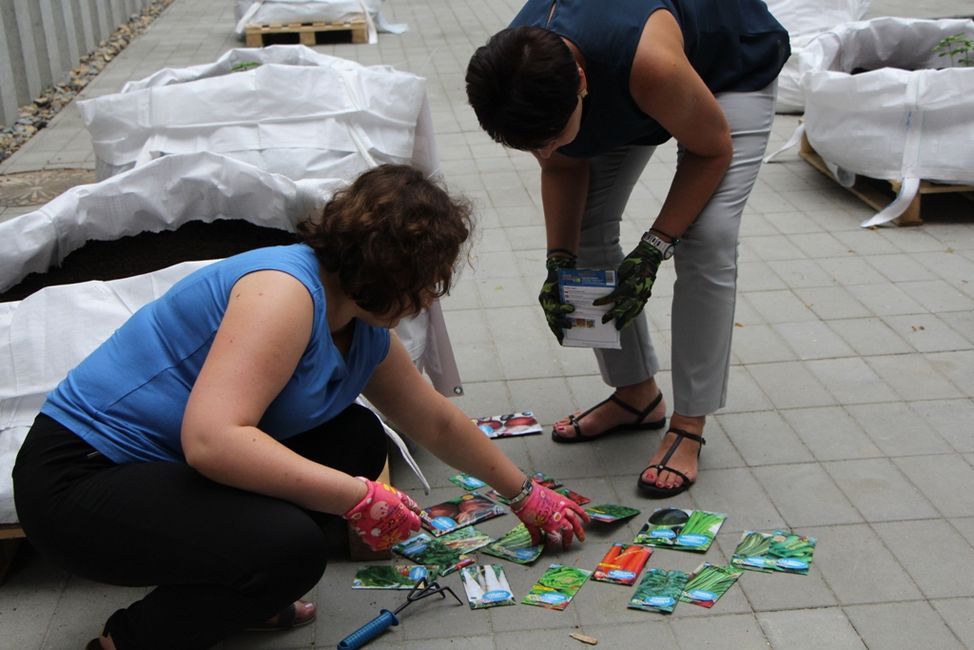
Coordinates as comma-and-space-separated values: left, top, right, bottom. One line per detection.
42, 244, 391, 463
510, 0, 790, 155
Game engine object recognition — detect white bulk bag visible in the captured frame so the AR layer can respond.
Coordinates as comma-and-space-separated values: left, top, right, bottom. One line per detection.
77, 47, 431, 182
799, 17, 974, 226
765, 0, 871, 113
232, 0, 408, 41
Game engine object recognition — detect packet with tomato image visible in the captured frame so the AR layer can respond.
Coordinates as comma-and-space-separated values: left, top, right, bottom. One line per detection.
472, 411, 543, 438
591, 543, 652, 586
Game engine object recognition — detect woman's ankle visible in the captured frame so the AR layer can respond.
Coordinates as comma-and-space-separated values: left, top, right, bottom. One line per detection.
670, 412, 705, 433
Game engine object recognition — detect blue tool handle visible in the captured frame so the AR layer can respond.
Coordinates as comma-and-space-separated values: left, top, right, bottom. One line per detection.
337, 609, 399, 649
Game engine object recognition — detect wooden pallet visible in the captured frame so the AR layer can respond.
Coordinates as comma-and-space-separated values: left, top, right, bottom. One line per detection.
245, 19, 368, 47
799, 133, 974, 226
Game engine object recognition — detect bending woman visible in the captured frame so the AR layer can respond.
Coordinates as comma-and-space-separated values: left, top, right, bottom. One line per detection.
13, 164, 587, 650
466, 0, 789, 498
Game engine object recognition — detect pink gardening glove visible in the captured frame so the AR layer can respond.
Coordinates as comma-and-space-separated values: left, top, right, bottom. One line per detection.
342, 477, 422, 552
512, 481, 590, 550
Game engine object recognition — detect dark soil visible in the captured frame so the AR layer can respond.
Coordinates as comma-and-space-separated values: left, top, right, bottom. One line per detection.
0, 219, 297, 302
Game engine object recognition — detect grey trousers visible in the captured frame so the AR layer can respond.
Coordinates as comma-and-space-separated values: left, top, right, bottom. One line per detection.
577, 83, 777, 417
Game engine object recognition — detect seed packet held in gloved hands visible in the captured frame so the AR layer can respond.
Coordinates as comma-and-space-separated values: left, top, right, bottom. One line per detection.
522, 564, 591, 611
679, 563, 743, 608
460, 564, 516, 609
628, 568, 690, 613
731, 530, 817, 574
558, 268, 621, 349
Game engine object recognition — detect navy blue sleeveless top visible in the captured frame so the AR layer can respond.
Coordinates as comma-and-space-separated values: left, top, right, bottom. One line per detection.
510, 0, 790, 156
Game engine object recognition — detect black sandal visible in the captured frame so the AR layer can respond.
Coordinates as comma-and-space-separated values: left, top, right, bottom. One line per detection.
551, 391, 666, 444
637, 428, 705, 498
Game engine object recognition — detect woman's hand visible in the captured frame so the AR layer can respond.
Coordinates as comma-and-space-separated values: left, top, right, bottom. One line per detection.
343, 477, 422, 551
511, 481, 590, 550
594, 238, 662, 330
539, 253, 577, 343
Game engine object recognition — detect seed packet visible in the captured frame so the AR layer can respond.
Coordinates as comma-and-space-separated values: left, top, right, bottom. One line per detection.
592, 543, 652, 585
459, 564, 516, 609
731, 530, 817, 575
421, 493, 506, 536
392, 532, 474, 577
628, 568, 690, 613
522, 564, 591, 611
480, 523, 543, 564
449, 472, 487, 491
585, 504, 641, 523
633, 507, 726, 552
555, 486, 591, 505
437, 526, 494, 555
352, 565, 438, 589
472, 411, 542, 438
679, 563, 743, 608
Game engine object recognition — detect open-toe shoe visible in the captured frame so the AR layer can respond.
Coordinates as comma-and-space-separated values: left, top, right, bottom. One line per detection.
244, 600, 316, 632
637, 427, 705, 498
551, 391, 666, 444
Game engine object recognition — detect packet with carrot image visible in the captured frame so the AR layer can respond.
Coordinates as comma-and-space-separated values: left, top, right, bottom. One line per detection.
628, 568, 689, 613
522, 564, 591, 611
679, 563, 743, 608
591, 543, 652, 585
730, 530, 817, 574
633, 507, 726, 552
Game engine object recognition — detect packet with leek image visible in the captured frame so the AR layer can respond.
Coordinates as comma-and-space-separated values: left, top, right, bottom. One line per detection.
628, 568, 689, 613
679, 563, 743, 608
731, 530, 817, 574
633, 507, 726, 551
480, 523, 543, 564
352, 565, 438, 589
522, 564, 591, 611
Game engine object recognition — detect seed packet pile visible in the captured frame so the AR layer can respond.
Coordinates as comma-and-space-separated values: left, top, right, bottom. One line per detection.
352, 565, 438, 589
392, 533, 474, 577
585, 503, 641, 523
448, 472, 487, 491
679, 563, 743, 608
592, 543, 652, 585
421, 493, 506, 536
731, 530, 817, 574
633, 507, 726, 552
437, 526, 494, 555
522, 564, 591, 611
472, 411, 542, 438
459, 564, 516, 609
480, 523, 543, 564
628, 568, 690, 613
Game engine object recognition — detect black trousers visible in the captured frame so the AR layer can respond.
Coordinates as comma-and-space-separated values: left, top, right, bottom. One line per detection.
12, 406, 387, 650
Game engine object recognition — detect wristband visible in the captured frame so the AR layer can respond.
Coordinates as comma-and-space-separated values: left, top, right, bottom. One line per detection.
506, 477, 535, 509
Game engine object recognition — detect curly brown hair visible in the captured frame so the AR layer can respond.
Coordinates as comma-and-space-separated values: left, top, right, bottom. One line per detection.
297, 164, 473, 317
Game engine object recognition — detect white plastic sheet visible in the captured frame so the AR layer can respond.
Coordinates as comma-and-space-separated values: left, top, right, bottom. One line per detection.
77, 46, 430, 181
765, 0, 871, 113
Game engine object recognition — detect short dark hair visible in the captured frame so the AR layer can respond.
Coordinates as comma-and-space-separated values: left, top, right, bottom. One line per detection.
466, 26, 579, 151
297, 165, 473, 317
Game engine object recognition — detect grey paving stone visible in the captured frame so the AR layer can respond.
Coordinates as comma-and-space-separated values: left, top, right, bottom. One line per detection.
898, 279, 974, 313
766, 258, 834, 289
931, 598, 974, 648
873, 519, 974, 599
0, 550, 70, 650
670, 613, 771, 649
951, 517, 974, 548
883, 314, 973, 353
844, 602, 965, 650
685, 467, 787, 534
864, 354, 964, 402
825, 458, 939, 521
892, 454, 974, 518
806, 357, 899, 404
752, 463, 862, 527
793, 286, 872, 320
822, 257, 889, 286
716, 411, 815, 466
927, 350, 974, 398
495, 620, 680, 649
739, 260, 789, 291
746, 362, 836, 410
773, 321, 856, 360
804, 524, 921, 605
757, 608, 865, 650
744, 290, 820, 324
723, 366, 776, 413
845, 402, 953, 457
780, 406, 883, 462
40, 577, 146, 650
789, 232, 856, 259
732, 324, 798, 364
846, 283, 927, 316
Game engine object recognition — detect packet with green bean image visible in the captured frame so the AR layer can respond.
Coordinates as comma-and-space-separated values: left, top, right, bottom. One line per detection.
731, 530, 817, 574
628, 568, 690, 613
633, 507, 726, 551
352, 565, 438, 589
392, 533, 474, 577
480, 523, 543, 564
522, 564, 591, 611
679, 563, 743, 608
584, 503, 641, 523
460, 564, 516, 609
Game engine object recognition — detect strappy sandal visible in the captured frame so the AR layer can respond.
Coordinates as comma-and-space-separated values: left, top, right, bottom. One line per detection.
244, 600, 316, 632
637, 428, 706, 498
551, 391, 666, 444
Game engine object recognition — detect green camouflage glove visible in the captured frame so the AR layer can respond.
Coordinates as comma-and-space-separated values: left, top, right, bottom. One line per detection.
539, 253, 576, 344
594, 239, 662, 330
